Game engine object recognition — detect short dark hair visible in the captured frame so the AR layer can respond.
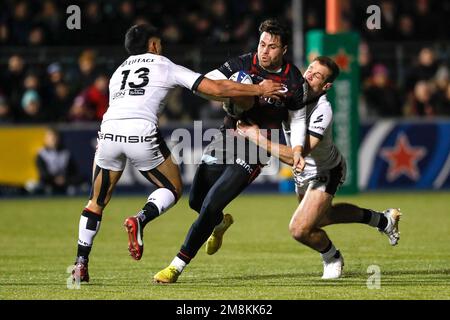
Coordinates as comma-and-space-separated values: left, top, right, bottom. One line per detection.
124, 24, 160, 55
258, 19, 290, 47
313, 56, 340, 83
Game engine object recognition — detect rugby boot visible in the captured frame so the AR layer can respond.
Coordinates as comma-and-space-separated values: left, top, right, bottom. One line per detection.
72, 256, 89, 283
379, 208, 402, 246
206, 213, 234, 255
322, 251, 344, 280
124, 216, 144, 260
153, 266, 181, 284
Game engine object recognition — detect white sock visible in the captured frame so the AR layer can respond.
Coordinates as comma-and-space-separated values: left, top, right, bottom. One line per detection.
147, 188, 176, 215
77, 215, 101, 247
320, 243, 338, 263
170, 256, 186, 273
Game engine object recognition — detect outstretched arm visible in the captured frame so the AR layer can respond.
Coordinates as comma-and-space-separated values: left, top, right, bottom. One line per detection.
196, 77, 283, 100
289, 108, 306, 172
236, 121, 321, 166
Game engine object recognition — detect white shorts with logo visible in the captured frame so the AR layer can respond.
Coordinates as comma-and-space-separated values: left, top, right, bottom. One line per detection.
294, 159, 347, 196
95, 119, 170, 171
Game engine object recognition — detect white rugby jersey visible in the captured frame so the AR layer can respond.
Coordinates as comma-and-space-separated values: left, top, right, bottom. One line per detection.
283, 94, 342, 172
103, 53, 203, 124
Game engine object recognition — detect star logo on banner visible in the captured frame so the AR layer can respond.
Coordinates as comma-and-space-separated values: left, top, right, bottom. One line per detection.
333, 49, 352, 72
380, 133, 427, 182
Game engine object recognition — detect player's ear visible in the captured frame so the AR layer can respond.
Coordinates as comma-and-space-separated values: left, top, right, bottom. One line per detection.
148, 37, 161, 55
323, 82, 332, 91
147, 39, 154, 53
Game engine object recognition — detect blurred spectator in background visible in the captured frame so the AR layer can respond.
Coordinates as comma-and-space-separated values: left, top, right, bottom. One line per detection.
68, 74, 108, 122
82, 1, 107, 45
1, 55, 27, 118
20, 89, 46, 123
413, 0, 435, 41
68, 94, 90, 122
359, 41, 375, 85
67, 49, 99, 94
406, 47, 439, 91
404, 80, 436, 116
0, 95, 13, 123
0, 13, 9, 45
208, 0, 231, 43
110, 0, 136, 44
48, 82, 73, 122
161, 19, 182, 43
36, 0, 62, 45
28, 25, 46, 46
379, 0, 397, 40
9, 1, 31, 45
35, 128, 83, 195
397, 14, 415, 41
363, 64, 402, 117
47, 62, 64, 84
84, 74, 109, 121
433, 66, 450, 115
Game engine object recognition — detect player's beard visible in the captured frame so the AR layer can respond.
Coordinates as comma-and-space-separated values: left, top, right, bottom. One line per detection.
260, 57, 282, 72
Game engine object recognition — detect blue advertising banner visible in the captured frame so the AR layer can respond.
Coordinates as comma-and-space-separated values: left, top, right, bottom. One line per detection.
58, 124, 283, 193
359, 120, 450, 190
1, 120, 450, 195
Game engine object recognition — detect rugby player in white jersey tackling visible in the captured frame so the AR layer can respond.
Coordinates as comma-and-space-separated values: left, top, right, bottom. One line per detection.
237, 56, 402, 279
71, 24, 284, 282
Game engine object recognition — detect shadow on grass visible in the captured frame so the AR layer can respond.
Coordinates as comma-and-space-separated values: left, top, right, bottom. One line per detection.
3, 268, 448, 289
190, 268, 450, 287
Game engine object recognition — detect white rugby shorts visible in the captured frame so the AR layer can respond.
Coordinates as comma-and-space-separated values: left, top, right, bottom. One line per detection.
294, 159, 347, 196
95, 119, 170, 171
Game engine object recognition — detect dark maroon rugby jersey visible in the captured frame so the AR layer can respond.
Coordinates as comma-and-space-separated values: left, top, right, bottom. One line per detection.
217, 52, 307, 130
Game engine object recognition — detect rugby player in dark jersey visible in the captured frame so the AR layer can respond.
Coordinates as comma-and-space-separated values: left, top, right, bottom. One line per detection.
154, 19, 308, 283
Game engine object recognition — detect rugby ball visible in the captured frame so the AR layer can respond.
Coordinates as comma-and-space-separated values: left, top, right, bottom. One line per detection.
223, 71, 253, 118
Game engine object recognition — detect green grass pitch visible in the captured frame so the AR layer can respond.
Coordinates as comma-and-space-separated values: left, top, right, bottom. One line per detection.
1, 192, 449, 300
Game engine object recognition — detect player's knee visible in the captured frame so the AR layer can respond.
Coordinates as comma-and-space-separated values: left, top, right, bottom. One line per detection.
200, 201, 222, 225
166, 179, 182, 202
86, 201, 104, 215
188, 196, 202, 213
289, 223, 312, 244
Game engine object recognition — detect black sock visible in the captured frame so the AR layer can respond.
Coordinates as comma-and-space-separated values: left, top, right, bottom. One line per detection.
76, 244, 91, 261
176, 250, 192, 264
319, 241, 341, 260
320, 241, 332, 254
361, 208, 373, 224
361, 208, 388, 230
377, 215, 388, 230
334, 250, 341, 259
137, 202, 160, 227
